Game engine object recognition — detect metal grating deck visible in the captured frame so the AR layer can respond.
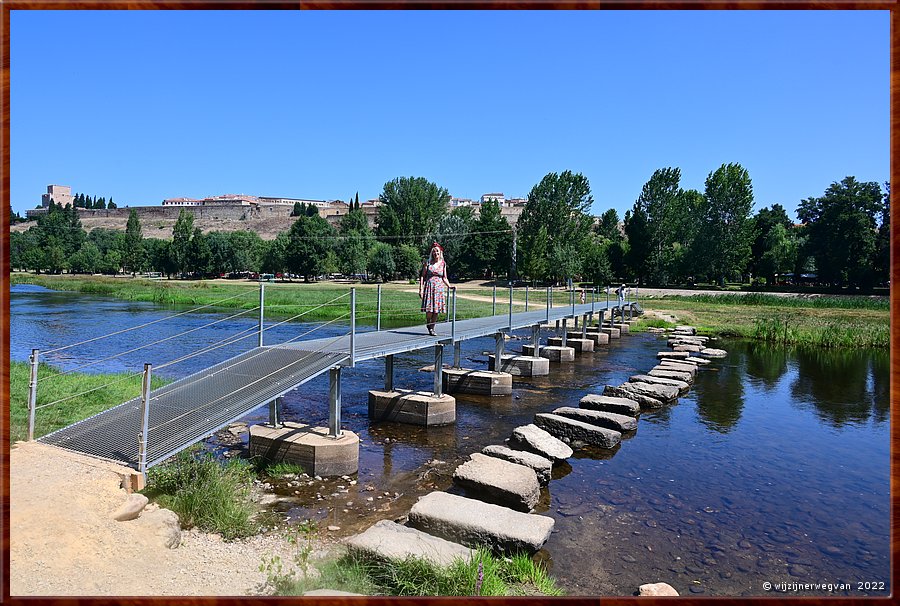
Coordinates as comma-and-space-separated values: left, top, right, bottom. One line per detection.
38, 347, 347, 468
39, 300, 629, 469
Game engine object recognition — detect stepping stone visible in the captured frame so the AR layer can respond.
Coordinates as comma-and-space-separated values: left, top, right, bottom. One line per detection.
648, 368, 693, 383
508, 423, 573, 461
618, 380, 679, 402
579, 394, 640, 416
551, 406, 637, 432
672, 344, 703, 353
453, 453, 540, 512
534, 413, 621, 449
482, 445, 552, 485
661, 356, 710, 367
657, 351, 690, 360
629, 374, 690, 395
442, 368, 512, 396
408, 492, 555, 554
656, 361, 697, 376
346, 520, 471, 567
522, 344, 575, 362
674, 325, 697, 335
700, 348, 728, 358
603, 385, 664, 409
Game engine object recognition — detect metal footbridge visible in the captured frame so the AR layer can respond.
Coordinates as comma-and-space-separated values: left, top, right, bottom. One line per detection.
32, 285, 639, 475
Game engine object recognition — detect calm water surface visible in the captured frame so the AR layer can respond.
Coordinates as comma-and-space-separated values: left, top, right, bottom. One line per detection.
11, 284, 890, 596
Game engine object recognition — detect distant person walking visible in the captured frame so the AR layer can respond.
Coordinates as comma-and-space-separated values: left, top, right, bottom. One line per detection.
419, 242, 451, 336
615, 283, 626, 315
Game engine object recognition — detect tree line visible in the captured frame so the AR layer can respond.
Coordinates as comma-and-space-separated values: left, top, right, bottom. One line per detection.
10, 169, 889, 289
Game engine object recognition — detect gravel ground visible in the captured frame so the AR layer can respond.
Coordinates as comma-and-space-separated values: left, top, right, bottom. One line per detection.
9, 442, 322, 597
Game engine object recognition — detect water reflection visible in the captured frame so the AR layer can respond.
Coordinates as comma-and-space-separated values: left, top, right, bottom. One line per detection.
693, 363, 745, 433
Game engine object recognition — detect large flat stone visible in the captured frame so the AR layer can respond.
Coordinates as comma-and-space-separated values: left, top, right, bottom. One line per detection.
657, 351, 691, 360
629, 374, 690, 395
579, 394, 641, 416
656, 361, 698, 377
547, 336, 594, 353
674, 325, 697, 335
534, 413, 621, 449
487, 354, 550, 376
442, 368, 512, 396
368, 390, 456, 426
481, 445, 553, 485
249, 423, 359, 477
521, 344, 575, 362
453, 453, 540, 512
408, 492, 555, 555
551, 406, 637, 432
603, 385, 664, 409
648, 368, 694, 383
346, 520, 471, 567
701, 348, 728, 358
618, 380, 679, 402
672, 344, 703, 352
509, 423, 573, 461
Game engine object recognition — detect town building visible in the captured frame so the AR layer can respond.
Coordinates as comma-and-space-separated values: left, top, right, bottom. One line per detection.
480, 192, 506, 205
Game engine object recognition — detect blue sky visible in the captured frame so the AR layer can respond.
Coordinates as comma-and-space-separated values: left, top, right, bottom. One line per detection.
10, 10, 888, 220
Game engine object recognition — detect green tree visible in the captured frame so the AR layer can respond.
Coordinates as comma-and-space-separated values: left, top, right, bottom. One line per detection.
433, 212, 471, 279
36, 201, 85, 258
756, 223, 798, 284
70, 241, 103, 274
229, 231, 264, 273
285, 214, 335, 281
468, 198, 512, 278
367, 242, 396, 282
797, 176, 883, 288
874, 182, 890, 285
205, 231, 232, 275
517, 171, 593, 283
44, 243, 67, 274
548, 242, 581, 284
623, 207, 650, 282
101, 249, 122, 275
261, 233, 290, 275
581, 236, 614, 287
394, 244, 423, 280
519, 225, 549, 283
375, 176, 450, 250
123, 209, 144, 274
595, 209, 620, 241
107, 197, 117, 209
336, 207, 375, 277
171, 210, 195, 275
695, 163, 755, 285
749, 204, 792, 277
144, 238, 178, 278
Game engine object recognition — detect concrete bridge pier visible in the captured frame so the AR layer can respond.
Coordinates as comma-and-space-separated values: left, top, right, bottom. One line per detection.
489, 328, 549, 377
528, 318, 575, 362
369, 345, 456, 426
444, 334, 513, 396
249, 365, 359, 477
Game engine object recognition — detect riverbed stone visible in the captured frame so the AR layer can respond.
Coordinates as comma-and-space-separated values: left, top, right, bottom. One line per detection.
452, 453, 540, 512
481, 445, 552, 485
700, 348, 728, 358
407, 492, 555, 555
648, 368, 694, 383
112, 493, 149, 522
579, 394, 641, 416
551, 406, 637, 432
639, 582, 680, 596
674, 325, 696, 334
603, 385, 665, 409
508, 423, 573, 461
346, 520, 472, 567
534, 413, 621, 449
629, 374, 690, 395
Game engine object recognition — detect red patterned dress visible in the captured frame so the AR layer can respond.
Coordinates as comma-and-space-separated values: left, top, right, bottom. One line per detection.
421, 259, 448, 313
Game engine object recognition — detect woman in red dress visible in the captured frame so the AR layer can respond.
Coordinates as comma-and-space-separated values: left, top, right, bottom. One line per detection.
419, 242, 451, 336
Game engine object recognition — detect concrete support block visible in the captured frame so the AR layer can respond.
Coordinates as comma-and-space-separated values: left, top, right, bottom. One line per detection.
547, 336, 594, 353
599, 327, 621, 339
521, 344, 575, 362
487, 354, 550, 376
442, 368, 512, 396
582, 330, 610, 345
249, 422, 359, 477
612, 322, 630, 334
368, 389, 456, 426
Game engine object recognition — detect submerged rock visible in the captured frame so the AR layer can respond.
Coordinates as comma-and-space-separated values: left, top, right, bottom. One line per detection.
639, 582, 679, 596
481, 445, 552, 485
508, 423, 573, 461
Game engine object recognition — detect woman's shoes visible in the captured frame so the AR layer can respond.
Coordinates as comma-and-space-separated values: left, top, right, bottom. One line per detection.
428, 328, 436, 336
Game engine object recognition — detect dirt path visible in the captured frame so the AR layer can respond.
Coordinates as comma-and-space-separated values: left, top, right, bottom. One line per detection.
9, 442, 306, 597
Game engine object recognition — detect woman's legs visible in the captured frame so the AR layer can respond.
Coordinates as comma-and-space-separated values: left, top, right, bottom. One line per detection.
426, 312, 435, 334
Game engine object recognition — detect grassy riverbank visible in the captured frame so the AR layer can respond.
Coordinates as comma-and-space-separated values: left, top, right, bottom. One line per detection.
9, 360, 169, 442
637, 295, 889, 348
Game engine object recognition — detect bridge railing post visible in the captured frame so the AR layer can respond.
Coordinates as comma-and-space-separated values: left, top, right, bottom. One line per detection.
384, 355, 393, 391
138, 363, 152, 478
606, 285, 610, 315
27, 349, 39, 441
349, 287, 356, 367
450, 287, 457, 345
258, 282, 265, 347
546, 286, 551, 323
525, 285, 529, 311
376, 283, 382, 332
508, 283, 513, 331
494, 332, 504, 374
532, 324, 540, 358
492, 284, 496, 316
329, 366, 342, 438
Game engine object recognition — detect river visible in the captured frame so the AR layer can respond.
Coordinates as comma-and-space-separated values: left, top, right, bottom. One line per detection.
10, 283, 890, 596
